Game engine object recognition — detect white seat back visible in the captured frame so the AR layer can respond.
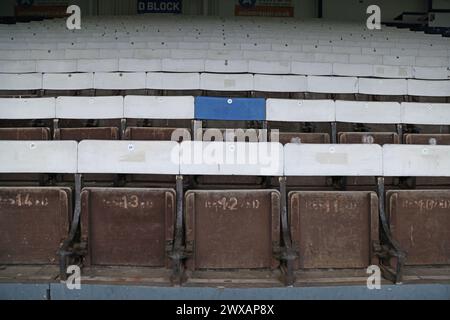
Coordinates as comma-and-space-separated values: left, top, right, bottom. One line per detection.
124, 96, 194, 119
0, 73, 42, 90
336, 101, 401, 124
307, 76, 358, 94
408, 80, 450, 97
383, 145, 450, 177
179, 141, 283, 176
0, 97, 55, 119
200, 73, 253, 91
94, 72, 146, 90
358, 78, 407, 95
284, 144, 383, 176
401, 103, 450, 125
0, 141, 77, 173
56, 96, 124, 119
43, 73, 94, 90
266, 99, 335, 122
253, 75, 307, 92
146, 72, 200, 90
78, 140, 179, 174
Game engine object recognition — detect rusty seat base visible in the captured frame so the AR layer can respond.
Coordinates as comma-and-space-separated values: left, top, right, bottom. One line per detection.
401, 266, 450, 284
77, 267, 172, 287
0, 265, 60, 283
184, 269, 284, 288
294, 269, 391, 287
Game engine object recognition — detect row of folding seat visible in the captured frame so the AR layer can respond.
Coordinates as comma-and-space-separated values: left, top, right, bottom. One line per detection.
1, 41, 449, 57
2, 96, 447, 189
1, 140, 449, 284
2, 17, 447, 41
1, 46, 448, 59
1, 96, 449, 130
3, 37, 447, 53
1, 140, 448, 178
0, 58, 448, 79
1, 73, 449, 96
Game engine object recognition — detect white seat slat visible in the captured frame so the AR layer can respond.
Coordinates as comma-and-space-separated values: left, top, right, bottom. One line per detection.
407, 79, 450, 97
307, 76, 358, 94
336, 101, 401, 124
284, 144, 383, 176
0, 73, 42, 90
0, 141, 77, 174
349, 54, 383, 65
401, 103, 450, 125
0, 60, 36, 73
291, 62, 332, 76
204, 59, 249, 73
173, 49, 208, 59
209, 42, 241, 50
332, 63, 373, 77
266, 99, 335, 122
373, 65, 413, 79
253, 75, 306, 92
382, 55, 415, 66
413, 66, 449, 80
200, 73, 253, 91
146, 72, 200, 90
0, 49, 31, 60
94, 72, 146, 90
124, 95, 194, 119
383, 145, 450, 177
415, 56, 448, 67
43, 73, 94, 90
64, 49, 99, 59
314, 53, 349, 64
56, 96, 123, 119
118, 58, 161, 72
77, 59, 119, 72
358, 78, 407, 95
362, 47, 390, 56
179, 141, 284, 176
31, 49, 65, 60
248, 60, 291, 74
161, 58, 205, 72
0, 97, 55, 119
78, 140, 179, 175
133, 49, 171, 59
101, 48, 134, 59
36, 60, 77, 73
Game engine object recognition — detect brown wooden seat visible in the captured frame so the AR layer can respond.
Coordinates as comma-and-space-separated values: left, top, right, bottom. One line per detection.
0, 128, 50, 140
185, 190, 280, 270
339, 132, 399, 145
404, 134, 450, 187
124, 127, 190, 142
54, 127, 119, 141
289, 191, 379, 269
274, 132, 330, 145
0, 187, 71, 265
80, 188, 175, 267
387, 190, 450, 266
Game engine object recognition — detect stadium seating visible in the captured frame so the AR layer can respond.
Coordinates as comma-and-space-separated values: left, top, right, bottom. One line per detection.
0, 15, 449, 288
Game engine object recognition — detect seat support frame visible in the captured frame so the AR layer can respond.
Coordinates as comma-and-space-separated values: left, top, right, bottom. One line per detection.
375, 177, 406, 284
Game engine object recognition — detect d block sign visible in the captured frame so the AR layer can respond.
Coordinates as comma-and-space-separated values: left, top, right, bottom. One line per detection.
138, 0, 182, 14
